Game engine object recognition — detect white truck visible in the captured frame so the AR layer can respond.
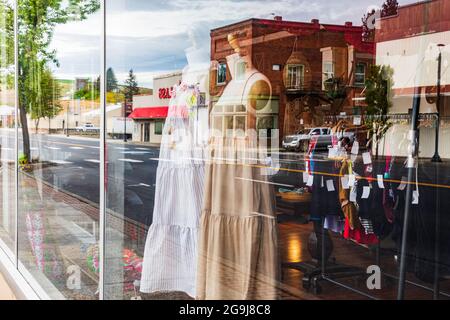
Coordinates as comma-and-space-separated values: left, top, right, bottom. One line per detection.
108, 117, 133, 140
75, 123, 100, 133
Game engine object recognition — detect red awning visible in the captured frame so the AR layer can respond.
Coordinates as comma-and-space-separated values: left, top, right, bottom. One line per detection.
128, 106, 168, 119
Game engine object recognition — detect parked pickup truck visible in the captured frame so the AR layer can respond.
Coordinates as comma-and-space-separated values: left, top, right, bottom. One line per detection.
75, 123, 100, 132
282, 127, 332, 152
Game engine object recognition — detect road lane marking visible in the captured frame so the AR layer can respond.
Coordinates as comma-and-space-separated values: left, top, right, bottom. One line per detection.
70, 147, 85, 150
46, 146, 61, 150
85, 159, 100, 163
121, 151, 150, 154
128, 183, 151, 187
49, 160, 73, 165
118, 158, 144, 163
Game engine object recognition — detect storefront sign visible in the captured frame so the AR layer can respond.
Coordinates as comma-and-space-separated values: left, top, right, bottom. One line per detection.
158, 87, 173, 100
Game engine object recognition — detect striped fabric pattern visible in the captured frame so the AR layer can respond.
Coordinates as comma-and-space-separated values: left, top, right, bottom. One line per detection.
140, 85, 205, 297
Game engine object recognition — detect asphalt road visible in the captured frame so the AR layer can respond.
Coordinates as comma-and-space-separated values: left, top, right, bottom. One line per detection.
0, 130, 311, 227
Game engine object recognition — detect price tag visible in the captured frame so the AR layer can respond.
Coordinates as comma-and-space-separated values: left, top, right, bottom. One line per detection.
362, 152, 372, 165
362, 186, 371, 199
377, 174, 385, 189
341, 175, 349, 189
306, 174, 314, 187
303, 171, 309, 183
326, 179, 335, 192
348, 174, 356, 187
350, 187, 357, 202
412, 190, 419, 204
351, 141, 359, 155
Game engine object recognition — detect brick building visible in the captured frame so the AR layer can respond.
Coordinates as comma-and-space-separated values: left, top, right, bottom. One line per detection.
375, 0, 450, 158
209, 17, 374, 141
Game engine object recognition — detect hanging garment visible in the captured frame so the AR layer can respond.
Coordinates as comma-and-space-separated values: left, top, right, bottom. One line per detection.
140, 83, 205, 297
196, 136, 280, 300
393, 162, 450, 283
338, 159, 361, 230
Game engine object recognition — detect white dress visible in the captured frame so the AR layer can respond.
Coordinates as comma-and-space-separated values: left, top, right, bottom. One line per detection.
140, 83, 205, 297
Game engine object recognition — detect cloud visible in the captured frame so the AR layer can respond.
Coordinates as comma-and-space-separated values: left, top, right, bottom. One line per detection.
51, 0, 419, 87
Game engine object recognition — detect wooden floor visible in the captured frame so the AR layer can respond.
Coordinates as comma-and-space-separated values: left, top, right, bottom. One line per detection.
278, 216, 450, 300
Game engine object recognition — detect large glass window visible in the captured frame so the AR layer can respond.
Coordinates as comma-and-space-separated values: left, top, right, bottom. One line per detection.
355, 62, 366, 86
287, 64, 304, 89
16, 0, 101, 299
0, 0, 449, 303
0, 0, 15, 259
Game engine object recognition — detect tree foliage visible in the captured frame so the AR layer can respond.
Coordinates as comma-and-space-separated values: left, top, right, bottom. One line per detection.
381, 0, 398, 17
0, 0, 14, 89
16, 0, 100, 162
106, 67, 118, 92
364, 65, 394, 157
30, 67, 62, 133
124, 69, 139, 102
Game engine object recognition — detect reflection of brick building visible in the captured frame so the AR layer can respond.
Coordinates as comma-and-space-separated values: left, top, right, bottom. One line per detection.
210, 17, 374, 140
375, 0, 450, 158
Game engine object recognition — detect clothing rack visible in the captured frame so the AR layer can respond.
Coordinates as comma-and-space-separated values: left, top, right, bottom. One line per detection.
282, 165, 449, 299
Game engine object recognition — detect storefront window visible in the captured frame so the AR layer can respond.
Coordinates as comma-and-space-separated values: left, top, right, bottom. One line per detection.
0, 0, 15, 259
355, 62, 366, 85
16, 0, 100, 299
0, 0, 449, 302
217, 62, 227, 85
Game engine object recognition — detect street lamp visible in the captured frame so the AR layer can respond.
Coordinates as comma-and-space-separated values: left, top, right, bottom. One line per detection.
431, 43, 445, 163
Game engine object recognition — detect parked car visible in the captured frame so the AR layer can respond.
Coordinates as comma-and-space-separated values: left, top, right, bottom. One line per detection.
75, 123, 100, 132
282, 127, 332, 152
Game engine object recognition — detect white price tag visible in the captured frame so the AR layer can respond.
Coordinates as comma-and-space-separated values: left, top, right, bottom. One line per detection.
350, 188, 357, 202
348, 174, 356, 187
362, 186, 371, 199
351, 141, 359, 155
377, 175, 384, 189
306, 174, 314, 187
412, 190, 419, 204
326, 179, 335, 192
362, 152, 372, 165
303, 171, 309, 183
341, 175, 349, 189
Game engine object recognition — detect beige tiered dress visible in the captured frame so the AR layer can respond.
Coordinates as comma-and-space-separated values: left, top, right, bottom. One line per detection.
196, 136, 280, 300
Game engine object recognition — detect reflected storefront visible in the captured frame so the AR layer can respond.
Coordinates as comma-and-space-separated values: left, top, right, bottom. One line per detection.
0, 0, 449, 300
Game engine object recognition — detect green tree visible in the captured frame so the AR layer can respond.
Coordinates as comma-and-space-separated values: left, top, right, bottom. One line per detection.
17, 0, 100, 163
364, 65, 394, 158
124, 69, 139, 102
106, 67, 118, 92
381, 0, 398, 17
0, 1, 14, 89
30, 67, 62, 133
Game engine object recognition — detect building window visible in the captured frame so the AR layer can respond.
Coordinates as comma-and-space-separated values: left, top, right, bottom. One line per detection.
217, 62, 227, 85
355, 62, 366, 86
323, 62, 334, 81
235, 61, 246, 81
154, 120, 164, 135
286, 64, 304, 89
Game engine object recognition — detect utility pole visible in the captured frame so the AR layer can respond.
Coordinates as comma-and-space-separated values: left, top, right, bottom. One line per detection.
431, 44, 445, 163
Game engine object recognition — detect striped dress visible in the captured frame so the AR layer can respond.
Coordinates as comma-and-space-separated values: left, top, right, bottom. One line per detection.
140, 83, 205, 297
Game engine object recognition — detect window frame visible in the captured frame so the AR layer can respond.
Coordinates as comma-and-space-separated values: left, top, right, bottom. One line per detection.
354, 62, 366, 86
216, 61, 227, 85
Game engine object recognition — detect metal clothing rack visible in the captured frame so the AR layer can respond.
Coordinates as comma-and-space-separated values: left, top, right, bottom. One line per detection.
282, 166, 449, 299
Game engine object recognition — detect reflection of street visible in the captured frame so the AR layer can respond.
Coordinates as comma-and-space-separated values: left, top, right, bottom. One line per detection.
1, 129, 324, 226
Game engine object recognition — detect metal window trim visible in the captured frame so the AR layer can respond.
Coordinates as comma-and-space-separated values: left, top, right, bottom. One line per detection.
14, 0, 19, 271
99, 0, 106, 301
